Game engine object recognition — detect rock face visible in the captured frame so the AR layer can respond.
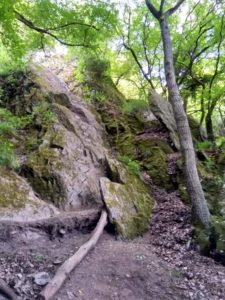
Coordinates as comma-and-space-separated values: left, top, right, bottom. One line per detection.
149, 90, 180, 150
0, 66, 154, 238
20, 66, 108, 210
0, 167, 58, 221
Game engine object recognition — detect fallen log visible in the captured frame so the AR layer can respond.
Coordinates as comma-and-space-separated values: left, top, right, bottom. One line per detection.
0, 278, 18, 300
38, 210, 108, 300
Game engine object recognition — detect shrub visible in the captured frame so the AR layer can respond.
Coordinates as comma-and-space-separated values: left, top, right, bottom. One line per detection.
84, 57, 110, 79
195, 140, 213, 151
121, 99, 148, 114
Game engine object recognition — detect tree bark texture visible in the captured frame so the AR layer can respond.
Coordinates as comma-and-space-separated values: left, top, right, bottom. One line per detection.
160, 18, 211, 230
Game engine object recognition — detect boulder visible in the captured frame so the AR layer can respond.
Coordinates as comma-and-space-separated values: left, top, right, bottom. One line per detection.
0, 167, 58, 222
100, 159, 153, 239
149, 90, 180, 150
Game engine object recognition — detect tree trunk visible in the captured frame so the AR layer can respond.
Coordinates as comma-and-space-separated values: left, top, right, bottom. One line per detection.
199, 86, 206, 140
159, 17, 211, 230
206, 110, 214, 141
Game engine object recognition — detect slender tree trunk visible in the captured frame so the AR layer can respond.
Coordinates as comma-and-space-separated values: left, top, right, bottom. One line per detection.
205, 110, 214, 141
199, 85, 206, 140
159, 18, 210, 230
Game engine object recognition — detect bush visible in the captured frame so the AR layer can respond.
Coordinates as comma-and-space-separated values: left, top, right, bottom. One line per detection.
0, 108, 31, 135
83, 57, 110, 79
195, 140, 213, 151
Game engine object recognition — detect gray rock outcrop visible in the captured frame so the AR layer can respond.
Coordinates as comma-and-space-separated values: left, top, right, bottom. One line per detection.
149, 90, 180, 149
0, 167, 58, 221
0, 66, 154, 237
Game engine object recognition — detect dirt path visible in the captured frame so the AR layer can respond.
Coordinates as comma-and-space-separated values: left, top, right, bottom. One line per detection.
0, 231, 187, 300
0, 187, 225, 300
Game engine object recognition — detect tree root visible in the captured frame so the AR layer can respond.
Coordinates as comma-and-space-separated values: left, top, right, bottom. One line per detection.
0, 278, 18, 300
38, 210, 108, 300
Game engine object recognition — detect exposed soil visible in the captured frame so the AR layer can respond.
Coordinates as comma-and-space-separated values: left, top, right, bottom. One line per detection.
0, 186, 225, 300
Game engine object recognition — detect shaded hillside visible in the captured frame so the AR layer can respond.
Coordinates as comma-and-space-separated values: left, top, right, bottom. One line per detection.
82, 70, 225, 260
0, 66, 225, 300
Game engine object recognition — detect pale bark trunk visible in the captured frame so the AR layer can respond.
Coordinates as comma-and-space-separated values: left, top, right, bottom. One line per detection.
160, 18, 211, 230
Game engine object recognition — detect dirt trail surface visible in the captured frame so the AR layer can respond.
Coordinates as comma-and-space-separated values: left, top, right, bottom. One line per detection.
0, 187, 225, 300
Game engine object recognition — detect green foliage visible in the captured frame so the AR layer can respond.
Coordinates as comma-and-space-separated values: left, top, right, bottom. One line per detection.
195, 141, 213, 151
32, 101, 57, 128
0, 44, 24, 75
79, 83, 109, 104
117, 155, 140, 176
203, 159, 216, 172
0, 0, 225, 148
0, 108, 31, 134
0, 103, 55, 169
32, 254, 47, 262
83, 57, 110, 80
121, 99, 148, 114
0, 108, 30, 169
0, 141, 18, 169
216, 136, 225, 149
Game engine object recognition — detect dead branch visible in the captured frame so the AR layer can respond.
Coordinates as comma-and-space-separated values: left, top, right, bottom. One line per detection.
38, 210, 108, 300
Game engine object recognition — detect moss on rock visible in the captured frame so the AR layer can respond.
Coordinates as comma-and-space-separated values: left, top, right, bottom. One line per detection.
0, 166, 59, 221
188, 115, 203, 142
0, 167, 27, 208
137, 140, 173, 190
101, 158, 154, 239
100, 177, 153, 239
218, 149, 225, 167
137, 137, 173, 156
212, 216, 225, 255
23, 126, 65, 207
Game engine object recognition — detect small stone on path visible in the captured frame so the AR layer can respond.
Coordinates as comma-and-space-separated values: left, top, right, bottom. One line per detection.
33, 272, 50, 286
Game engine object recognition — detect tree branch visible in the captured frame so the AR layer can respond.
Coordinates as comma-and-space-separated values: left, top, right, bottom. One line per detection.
159, 0, 166, 15
46, 22, 99, 32
15, 10, 91, 48
123, 41, 155, 89
166, 0, 186, 16
208, 12, 225, 106
142, 14, 153, 77
145, 0, 160, 19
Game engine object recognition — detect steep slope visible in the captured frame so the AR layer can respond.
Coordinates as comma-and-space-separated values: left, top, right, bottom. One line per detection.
0, 66, 153, 239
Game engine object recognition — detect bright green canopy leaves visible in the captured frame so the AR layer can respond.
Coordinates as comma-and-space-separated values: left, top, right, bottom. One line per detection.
0, 0, 118, 71
0, 0, 225, 138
